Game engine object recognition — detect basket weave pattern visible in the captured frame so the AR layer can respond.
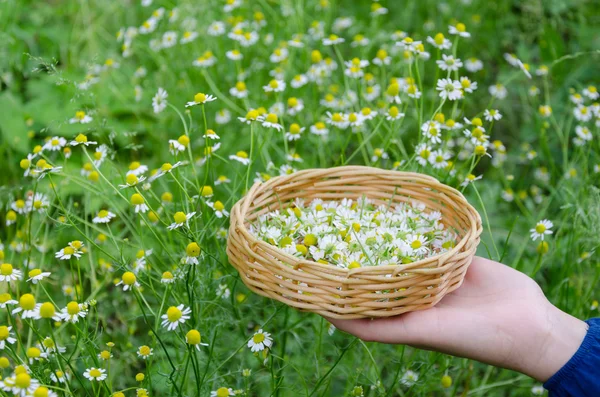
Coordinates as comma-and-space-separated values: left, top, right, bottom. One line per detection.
227, 166, 482, 319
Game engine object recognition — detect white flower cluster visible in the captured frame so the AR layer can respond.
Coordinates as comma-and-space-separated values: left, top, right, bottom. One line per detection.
251, 198, 458, 268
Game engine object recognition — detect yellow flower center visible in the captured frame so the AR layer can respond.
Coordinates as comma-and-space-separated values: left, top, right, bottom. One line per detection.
0, 263, 13, 275
456, 23, 466, 32
200, 186, 213, 196
236, 151, 248, 159
161, 163, 173, 172
315, 122, 326, 129
245, 110, 259, 120
93, 151, 103, 160
216, 388, 230, 397
67, 301, 80, 315
34, 387, 50, 397
27, 347, 41, 358
166, 306, 182, 322
253, 333, 265, 343
15, 373, 31, 389
126, 174, 138, 185
173, 212, 187, 224
89, 368, 102, 378
0, 326, 9, 340
20, 294, 36, 310
194, 93, 207, 103
131, 194, 145, 205
186, 329, 201, 345
420, 149, 430, 159
122, 272, 136, 285
535, 224, 546, 233
411, 240, 422, 249
139, 345, 151, 355
40, 302, 55, 318
269, 80, 279, 89
265, 113, 278, 123
162, 271, 174, 280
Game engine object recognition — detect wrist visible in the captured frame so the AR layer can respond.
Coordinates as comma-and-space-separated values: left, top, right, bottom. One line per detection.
521, 302, 588, 381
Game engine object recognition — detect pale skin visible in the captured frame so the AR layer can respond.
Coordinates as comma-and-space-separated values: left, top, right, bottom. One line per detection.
326, 256, 588, 382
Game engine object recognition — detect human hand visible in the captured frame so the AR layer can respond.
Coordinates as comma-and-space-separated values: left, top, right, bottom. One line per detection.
326, 256, 588, 381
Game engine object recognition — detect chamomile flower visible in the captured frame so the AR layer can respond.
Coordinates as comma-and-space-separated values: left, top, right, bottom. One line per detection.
130, 193, 149, 213
464, 57, 483, 72
152, 87, 168, 114
55, 244, 83, 260
530, 220, 553, 241
0, 326, 17, 349
83, 368, 107, 382
225, 49, 243, 61
229, 151, 251, 165
69, 110, 93, 124
207, 201, 229, 218
427, 33, 452, 49
211, 388, 234, 397
60, 301, 88, 323
186, 329, 208, 350
161, 304, 191, 331
290, 74, 308, 88
229, 81, 248, 98
4, 372, 41, 396
148, 161, 185, 182
436, 54, 463, 71
207, 21, 225, 36
322, 34, 345, 45
461, 174, 482, 187
489, 83, 508, 99
116, 271, 139, 291
400, 369, 420, 386
70, 133, 97, 146
484, 109, 502, 121
167, 211, 196, 230
448, 22, 470, 37
93, 210, 116, 224
26, 269, 51, 284
0, 293, 18, 308
285, 123, 305, 141
180, 30, 198, 44
459, 77, 477, 93
583, 85, 599, 100
186, 92, 217, 107
263, 79, 286, 93
137, 345, 154, 360
12, 294, 41, 319
386, 106, 405, 121
436, 78, 462, 100
248, 329, 273, 352
216, 109, 231, 124
43, 136, 67, 152
573, 105, 592, 122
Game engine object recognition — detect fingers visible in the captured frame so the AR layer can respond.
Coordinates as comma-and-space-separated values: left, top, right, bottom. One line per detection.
324, 312, 426, 345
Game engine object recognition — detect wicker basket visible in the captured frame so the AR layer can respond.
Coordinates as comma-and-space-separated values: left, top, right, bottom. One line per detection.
226, 166, 482, 319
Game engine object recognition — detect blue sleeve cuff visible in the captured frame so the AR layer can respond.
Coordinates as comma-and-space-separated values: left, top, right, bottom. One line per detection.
543, 317, 600, 396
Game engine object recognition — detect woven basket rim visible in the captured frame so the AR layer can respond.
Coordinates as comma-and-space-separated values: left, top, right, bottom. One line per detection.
231, 165, 481, 275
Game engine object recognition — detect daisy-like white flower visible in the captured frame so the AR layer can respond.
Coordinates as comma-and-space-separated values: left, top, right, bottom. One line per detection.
225, 49, 243, 61
573, 105, 592, 122
405, 234, 429, 256
459, 77, 477, 93
137, 345, 154, 359
263, 79, 286, 93
60, 301, 88, 323
12, 294, 41, 319
203, 129, 220, 140
26, 193, 49, 213
169, 135, 190, 154
180, 30, 198, 44
69, 110, 93, 124
116, 271, 139, 291
322, 34, 345, 45
427, 33, 452, 49
460, 174, 482, 187
400, 369, 419, 386
229, 81, 248, 98
93, 209, 116, 224
386, 106, 405, 121
83, 368, 107, 382
229, 151, 251, 165
130, 193, 149, 213
4, 371, 41, 396
530, 220, 553, 241
126, 161, 148, 177
211, 387, 234, 397
147, 161, 185, 182
43, 136, 67, 152
167, 211, 196, 230
489, 83, 508, 99
0, 293, 18, 309
248, 329, 273, 352
261, 113, 283, 131
464, 57, 483, 72
436, 78, 462, 101
215, 175, 231, 185
448, 22, 470, 37
0, 325, 17, 349
238, 109, 261, 124
207, 201, 229, 218
310, 121, 329, 136
484, 109, 502, 121
161, 271, 176, 284
55, 245, 82, 260
186, 92, 217, 107
415, 143, 433, 166
26, 268, 51, 284
119, 173, 147, 189
436, 54, 463, 72
152, 87, 168, 114
582, 85, 599, 100
161, 304, 191, 331
0, 263, 22, 282
70, 133, 97, 146
290, 74, 308, 88
186, 329, 209, 351
50, 370, 70, 383
326, 112, 349, 129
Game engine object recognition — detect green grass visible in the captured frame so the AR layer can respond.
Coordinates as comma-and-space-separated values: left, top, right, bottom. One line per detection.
0, 0, 599, 396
